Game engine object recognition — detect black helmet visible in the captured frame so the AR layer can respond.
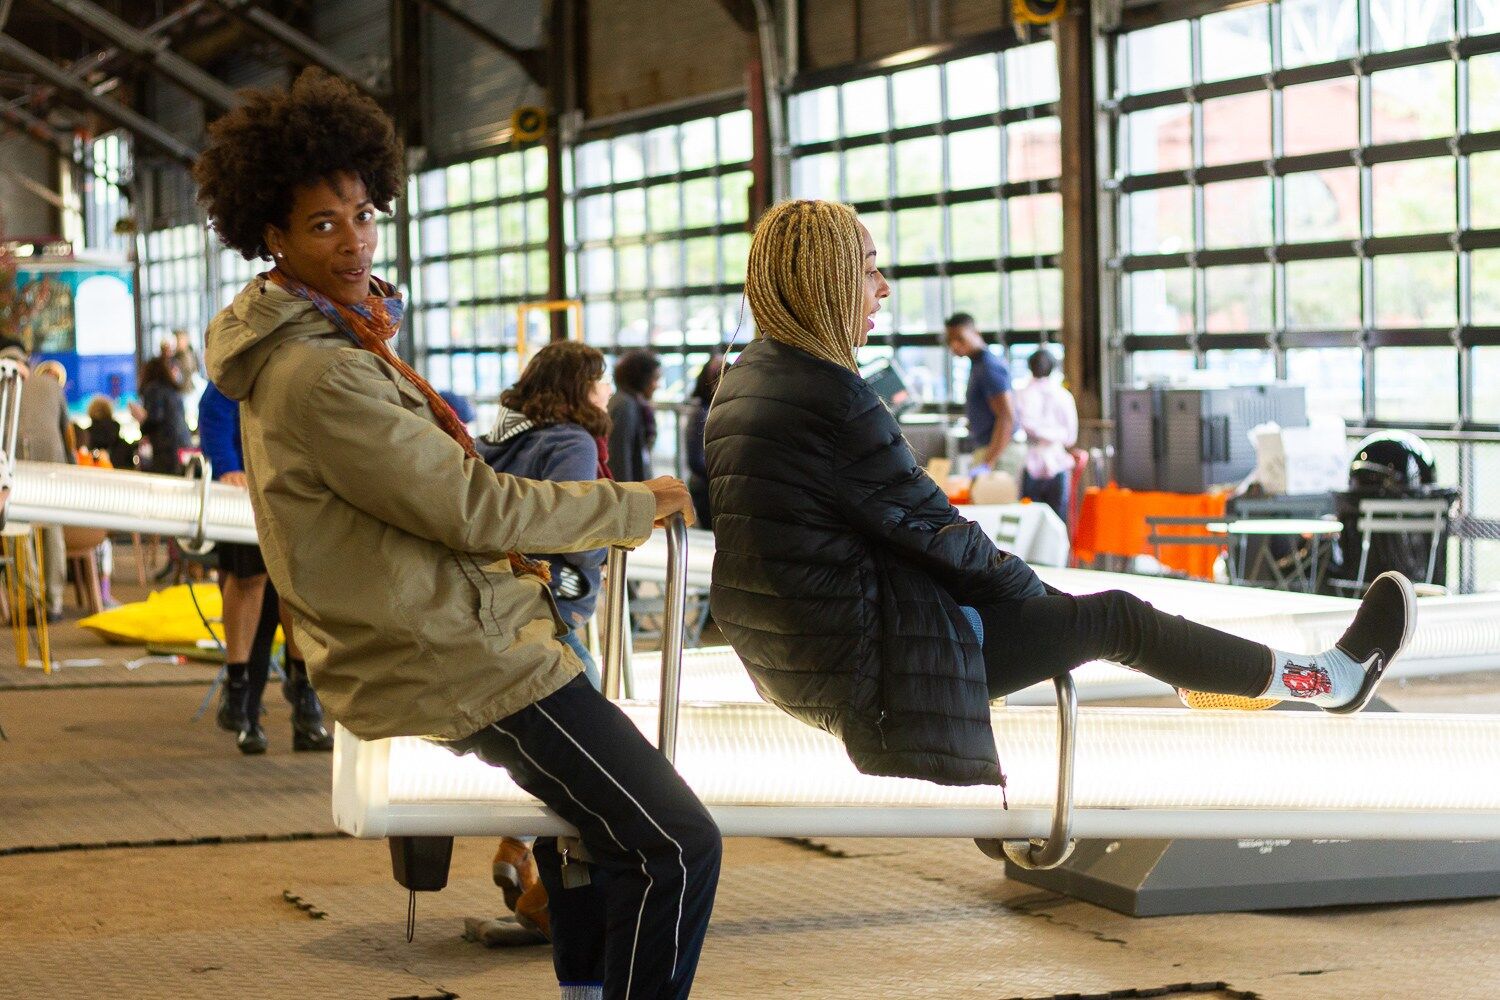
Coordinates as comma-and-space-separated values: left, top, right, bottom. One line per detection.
1349, 430, 1436, 494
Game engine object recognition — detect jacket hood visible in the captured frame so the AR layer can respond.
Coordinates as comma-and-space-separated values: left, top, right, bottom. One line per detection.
482, 404, 538, 446
205, 276, 335, 401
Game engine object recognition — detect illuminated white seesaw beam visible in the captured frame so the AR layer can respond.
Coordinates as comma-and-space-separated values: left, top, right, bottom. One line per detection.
14, 460, 1499, 702
628, 533, 1500, 703
332, 701, 1500, 843
6, 460, 259, 544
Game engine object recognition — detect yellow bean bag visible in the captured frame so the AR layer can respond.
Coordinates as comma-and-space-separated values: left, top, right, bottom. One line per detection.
78, 583, 228, 647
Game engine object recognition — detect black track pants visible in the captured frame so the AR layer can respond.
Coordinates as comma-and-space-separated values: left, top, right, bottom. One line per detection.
438, 676, 721, 1000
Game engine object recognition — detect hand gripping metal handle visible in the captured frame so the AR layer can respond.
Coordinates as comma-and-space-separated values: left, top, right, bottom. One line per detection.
601, 513, 690, 763
977, 673, 1078, 870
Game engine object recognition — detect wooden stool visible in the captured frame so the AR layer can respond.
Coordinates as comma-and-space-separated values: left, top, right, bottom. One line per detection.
63, 526, 109, 616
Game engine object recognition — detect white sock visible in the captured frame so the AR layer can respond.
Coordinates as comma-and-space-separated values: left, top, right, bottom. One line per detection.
1261, 647, 1365, 708
560, 985, 602, 1000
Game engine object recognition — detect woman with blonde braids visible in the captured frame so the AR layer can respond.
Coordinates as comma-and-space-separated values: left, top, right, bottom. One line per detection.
198, 69, 717, 1000
706, 199, 1416, 789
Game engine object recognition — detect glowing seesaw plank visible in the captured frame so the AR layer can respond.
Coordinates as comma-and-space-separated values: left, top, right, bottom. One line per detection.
331, 701, 1500, 843
626, 527, 715, 587
335, 516, 1500, 847
7, 460, 259, 544
626, 529, 1500, 703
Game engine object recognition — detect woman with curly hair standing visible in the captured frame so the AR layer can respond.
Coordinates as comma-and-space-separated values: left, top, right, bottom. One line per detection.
196, 69, 718, 1000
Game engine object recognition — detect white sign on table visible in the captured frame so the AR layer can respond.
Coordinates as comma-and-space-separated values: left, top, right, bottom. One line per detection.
959, 503, 1071, 567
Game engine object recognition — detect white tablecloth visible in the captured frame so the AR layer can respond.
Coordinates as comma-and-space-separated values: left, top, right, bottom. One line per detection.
957, 503, 1071, 567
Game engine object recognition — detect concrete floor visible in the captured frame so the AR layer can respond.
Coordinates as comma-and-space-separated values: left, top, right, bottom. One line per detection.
3, 556, 1500, 998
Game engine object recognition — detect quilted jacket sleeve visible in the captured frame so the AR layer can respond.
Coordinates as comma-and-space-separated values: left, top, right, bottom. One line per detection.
830, 382, 1033, 607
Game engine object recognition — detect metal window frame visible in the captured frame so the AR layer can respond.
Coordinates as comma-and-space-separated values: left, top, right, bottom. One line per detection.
137, 219, 212, 350
787, 33, 1067, 406
566, 105, 756, 396
406, 148, 551, 409
1107, 0, 1500, 593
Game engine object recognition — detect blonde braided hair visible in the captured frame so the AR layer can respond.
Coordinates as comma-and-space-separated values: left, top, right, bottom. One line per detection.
745, 200, 864, 373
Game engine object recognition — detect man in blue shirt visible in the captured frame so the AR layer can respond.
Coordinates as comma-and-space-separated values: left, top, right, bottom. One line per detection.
945, 312, 1015, 473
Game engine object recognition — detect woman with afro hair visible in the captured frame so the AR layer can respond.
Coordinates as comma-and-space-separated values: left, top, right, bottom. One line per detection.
197, 69, 718, 1000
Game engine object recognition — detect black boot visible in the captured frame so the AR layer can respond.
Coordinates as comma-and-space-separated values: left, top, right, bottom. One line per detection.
284, 661, 333, 752
239, 666, 268, 755
216, 664, 249, 733
236, 720, 268, 755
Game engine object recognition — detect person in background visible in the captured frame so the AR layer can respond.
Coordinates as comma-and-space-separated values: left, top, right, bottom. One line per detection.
1014, 349, 1077, 524
944, 312, 1015, 476
199, 381, 333, 755
606, 348, 661, 482
170, 329, 202, 393
0, 338, 73, 622
86, 395, 137, 472
130, 356, 191, 475
477, 340, 616, 943
33, 361, 78, 454
132, 356, 195, 582
438, 389, 476, 433
685, 351, 724, 530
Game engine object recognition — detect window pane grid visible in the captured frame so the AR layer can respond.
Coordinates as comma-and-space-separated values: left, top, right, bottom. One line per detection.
1115, 0, 1500, 592
567, 110, 753, 408
1112, 0, 1500, 433
83, 134, 133, 255
412, 149, 547, 421
789, 39, 1064, 409
138, 222, 209, 356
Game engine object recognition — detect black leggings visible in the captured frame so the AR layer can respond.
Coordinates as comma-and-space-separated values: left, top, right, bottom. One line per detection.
977, 588, 1273, 700
243, 583, 281, 720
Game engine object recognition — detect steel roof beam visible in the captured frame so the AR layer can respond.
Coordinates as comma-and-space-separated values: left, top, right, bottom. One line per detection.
203, 0, 384, 97
30, 0, 236, 111
0, 32, 197, 165
408, 0, 544, 84
0, 100, 73, 158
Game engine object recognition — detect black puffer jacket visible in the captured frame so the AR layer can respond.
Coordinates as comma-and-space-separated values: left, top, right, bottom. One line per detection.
706, 338, 1039, 786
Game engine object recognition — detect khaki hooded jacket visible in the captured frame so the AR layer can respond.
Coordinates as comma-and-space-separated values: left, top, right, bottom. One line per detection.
205, 277, 656, 740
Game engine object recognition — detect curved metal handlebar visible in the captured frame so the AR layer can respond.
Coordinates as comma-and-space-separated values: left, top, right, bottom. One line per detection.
602, 545, 628, 701
600, 513, 690, 763
179, 453, 216, 556
656, 514, 689, 762
0, 361, 24, 517
977, 672, 1077, 871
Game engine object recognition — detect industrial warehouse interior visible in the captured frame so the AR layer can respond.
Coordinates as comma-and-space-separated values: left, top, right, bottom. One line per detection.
3, 0, 1500, 997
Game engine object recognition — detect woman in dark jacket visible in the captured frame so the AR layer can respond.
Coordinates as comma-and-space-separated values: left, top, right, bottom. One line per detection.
605, 348, 660, 482
706, 200, 1415, 789
685, 352, 723, 530
130, 355, 191, 474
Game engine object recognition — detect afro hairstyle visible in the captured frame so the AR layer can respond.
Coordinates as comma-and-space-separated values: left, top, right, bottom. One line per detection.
193, 68, 405, 261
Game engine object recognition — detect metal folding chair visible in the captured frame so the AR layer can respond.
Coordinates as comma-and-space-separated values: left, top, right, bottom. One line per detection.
1144, 515, 1228, 578
1329, 497, 1451, 597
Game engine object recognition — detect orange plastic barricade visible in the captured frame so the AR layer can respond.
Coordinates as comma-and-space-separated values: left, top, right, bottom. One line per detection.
1072, 484, 1228, 579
